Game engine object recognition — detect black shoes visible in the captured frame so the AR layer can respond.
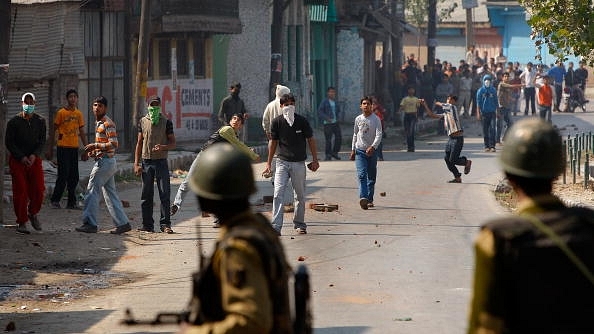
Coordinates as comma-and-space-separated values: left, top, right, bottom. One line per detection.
331, 154, 341, 160
29, 214, 42, 231
160, 225, 174, 234
16, 224, 30, 234
76, 223, 98, 233
138, 226, 155, 233
110, 223, 132, 235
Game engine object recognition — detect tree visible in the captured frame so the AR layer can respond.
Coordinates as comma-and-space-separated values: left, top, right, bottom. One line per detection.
405, 0, 458, 65
519, 0, 594, 65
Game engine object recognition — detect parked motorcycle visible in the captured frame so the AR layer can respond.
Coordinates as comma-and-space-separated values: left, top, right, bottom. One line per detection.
562, 85, 587, 113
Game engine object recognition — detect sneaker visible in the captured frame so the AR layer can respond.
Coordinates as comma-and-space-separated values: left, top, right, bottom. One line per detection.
110, 223, 131, 235
75, 224, 98, 233
359, 198, 369, 210
367, 202, 374, 208
50, 201, 61, 209
160, 225, 174, 234
295, 227, 307, 234
212, 220, 221, 228
490, 147, 497, 152
464, 160, 472, 175
137, 227, 155, 233
448, 178, 462, 183
29, 214, 42, 231
170, 204, 179, 216
16, 224, 30, 234
484, 148, 491, 152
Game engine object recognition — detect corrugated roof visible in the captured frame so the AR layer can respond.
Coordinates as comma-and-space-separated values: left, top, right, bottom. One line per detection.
9, 1, 85, 81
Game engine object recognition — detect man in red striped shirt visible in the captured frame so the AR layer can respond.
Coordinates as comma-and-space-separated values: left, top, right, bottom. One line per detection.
75, 96, 131, 234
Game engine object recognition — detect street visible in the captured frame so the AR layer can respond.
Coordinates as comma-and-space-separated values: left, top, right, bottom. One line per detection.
2, 110, 594, 333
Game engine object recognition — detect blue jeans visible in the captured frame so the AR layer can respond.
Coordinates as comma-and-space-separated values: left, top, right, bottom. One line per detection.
445, 136, 467, 178
539, 105, 552, 122
404, 113, 417, 151
496, 107, 514, 143
271, 159, 306, 233
174, 152, 200, 208
355, 149, 377, 202
82, 157, 129, 228
481, 112, 496, 149
141, 159, 171, 229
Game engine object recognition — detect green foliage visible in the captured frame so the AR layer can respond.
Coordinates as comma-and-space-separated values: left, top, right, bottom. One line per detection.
406, 0, 458, 27
519, 0, 594, 65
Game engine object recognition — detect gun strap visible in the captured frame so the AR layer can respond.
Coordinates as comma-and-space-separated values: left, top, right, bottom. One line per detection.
522, 213, 594, 286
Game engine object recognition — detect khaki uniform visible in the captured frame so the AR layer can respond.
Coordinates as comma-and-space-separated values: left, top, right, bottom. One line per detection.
468, 194, 594, 333
183, 211, 292, 334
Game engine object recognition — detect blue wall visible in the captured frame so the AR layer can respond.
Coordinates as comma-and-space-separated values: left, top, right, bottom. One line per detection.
488, 6, 579, 66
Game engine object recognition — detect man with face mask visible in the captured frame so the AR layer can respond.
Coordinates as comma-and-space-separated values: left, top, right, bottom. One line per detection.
5, 92, 47, 234
263, 93, 319, 235
134, 96, 176, 233
476, 75, 498, 152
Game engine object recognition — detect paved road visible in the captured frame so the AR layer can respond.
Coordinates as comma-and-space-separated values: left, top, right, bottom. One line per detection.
4, 107, 594, 333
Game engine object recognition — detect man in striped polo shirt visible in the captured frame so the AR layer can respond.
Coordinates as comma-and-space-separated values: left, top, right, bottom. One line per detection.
75, 96, 131, 234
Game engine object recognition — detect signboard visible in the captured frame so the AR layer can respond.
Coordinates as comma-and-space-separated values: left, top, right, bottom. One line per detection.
462, 0, 478, 9
147, 78, 213, 141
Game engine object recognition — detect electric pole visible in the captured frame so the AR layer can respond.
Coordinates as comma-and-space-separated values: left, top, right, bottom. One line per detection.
427, 0, 437, 77
132, 0, 150, 155
269, 0, 284, 100
0, 0, 11, 222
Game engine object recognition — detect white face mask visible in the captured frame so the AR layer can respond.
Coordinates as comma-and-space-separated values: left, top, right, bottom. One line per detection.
484, 80, 492, 87
282, 105, 295, 127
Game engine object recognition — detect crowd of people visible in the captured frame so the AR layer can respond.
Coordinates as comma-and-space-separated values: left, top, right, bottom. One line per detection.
395, 48, 589, 152
401, 47, 588, 118
4, 60, 593, 332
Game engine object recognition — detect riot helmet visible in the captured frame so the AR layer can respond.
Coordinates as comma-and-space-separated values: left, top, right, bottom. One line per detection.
499, 118, 565, 178
189, 143, 256, 200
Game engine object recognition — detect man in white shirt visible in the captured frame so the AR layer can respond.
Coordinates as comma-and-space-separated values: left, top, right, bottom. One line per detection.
519, 62, 537, 115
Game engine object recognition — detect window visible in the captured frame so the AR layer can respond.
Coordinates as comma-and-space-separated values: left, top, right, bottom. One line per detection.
177, 39, 188, 76
193, 37, 205, 78
159, 40, 171, 77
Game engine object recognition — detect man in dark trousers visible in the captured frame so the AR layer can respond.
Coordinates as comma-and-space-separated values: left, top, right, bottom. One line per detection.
317, 86, 342, 160
218, 82, 248, 125
467, 118, 594, 333
46, 89, 88, 209
134, 96, 176, 233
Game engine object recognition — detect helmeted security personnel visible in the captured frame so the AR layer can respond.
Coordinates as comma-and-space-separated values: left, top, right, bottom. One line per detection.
467, 118, 594, 333
180, 143, 293, 334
